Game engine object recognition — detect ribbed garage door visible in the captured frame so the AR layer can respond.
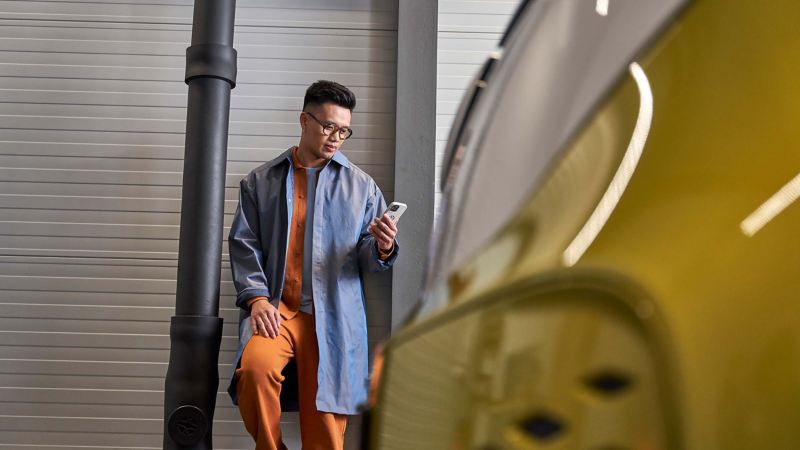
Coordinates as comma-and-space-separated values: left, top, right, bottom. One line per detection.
435, 0, 521, 221
0, 0, 397, 448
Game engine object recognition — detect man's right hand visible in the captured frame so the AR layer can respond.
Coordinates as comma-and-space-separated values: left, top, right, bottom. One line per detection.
249, 298, 282, 338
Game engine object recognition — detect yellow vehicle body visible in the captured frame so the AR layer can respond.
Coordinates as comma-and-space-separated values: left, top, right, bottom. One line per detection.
370, 0, 800, 448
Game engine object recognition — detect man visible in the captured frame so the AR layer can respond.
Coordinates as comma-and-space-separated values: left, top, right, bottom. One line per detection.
227, 80, 399, 450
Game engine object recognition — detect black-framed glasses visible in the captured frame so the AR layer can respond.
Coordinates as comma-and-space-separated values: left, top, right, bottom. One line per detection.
305, 111, 353, 140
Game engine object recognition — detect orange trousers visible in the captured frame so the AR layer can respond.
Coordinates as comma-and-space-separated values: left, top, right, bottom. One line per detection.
235, 312, 347, 450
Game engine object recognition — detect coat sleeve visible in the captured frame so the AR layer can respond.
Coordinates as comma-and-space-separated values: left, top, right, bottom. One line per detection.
357, 182, 399, 272
228, 176, 271, 309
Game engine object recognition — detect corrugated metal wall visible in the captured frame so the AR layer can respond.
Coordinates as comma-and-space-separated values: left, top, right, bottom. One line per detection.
435, 0, 521, 221
0, 0, 397, 448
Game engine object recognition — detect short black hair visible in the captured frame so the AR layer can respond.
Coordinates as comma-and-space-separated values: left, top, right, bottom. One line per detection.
303, 80, 356, 112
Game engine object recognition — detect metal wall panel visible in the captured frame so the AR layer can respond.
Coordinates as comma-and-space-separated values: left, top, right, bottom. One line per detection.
435, 0, 521, 221
0, 0, 397, 448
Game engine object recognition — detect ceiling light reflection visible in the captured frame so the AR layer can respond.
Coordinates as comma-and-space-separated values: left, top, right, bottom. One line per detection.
563, 62, 653, 267
740, 173, 800, 237
596, 0, 609, 16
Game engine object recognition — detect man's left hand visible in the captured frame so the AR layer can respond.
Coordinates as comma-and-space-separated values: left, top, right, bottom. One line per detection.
369, 213, 397, 254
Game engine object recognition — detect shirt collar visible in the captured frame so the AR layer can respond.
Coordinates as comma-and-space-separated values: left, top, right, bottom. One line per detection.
290, 146, 327, 171
264, 146, 351, 170
290, 146, 308, 170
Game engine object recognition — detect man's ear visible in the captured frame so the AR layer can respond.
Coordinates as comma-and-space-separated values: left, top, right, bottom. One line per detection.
299, 111, 307, 128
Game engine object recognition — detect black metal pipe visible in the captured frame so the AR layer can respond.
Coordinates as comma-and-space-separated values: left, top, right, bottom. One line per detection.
163, 1, 237, 448
175, 77, 232, 317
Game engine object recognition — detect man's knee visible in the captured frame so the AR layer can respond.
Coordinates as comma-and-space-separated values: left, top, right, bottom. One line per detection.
238, 354, 286, 387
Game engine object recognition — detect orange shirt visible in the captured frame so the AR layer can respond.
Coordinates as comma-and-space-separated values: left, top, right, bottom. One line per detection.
247, 148, 309, 318
276, 147, 312, 319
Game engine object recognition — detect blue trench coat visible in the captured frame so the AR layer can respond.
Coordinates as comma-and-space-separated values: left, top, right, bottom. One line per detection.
227, 148, 398, 414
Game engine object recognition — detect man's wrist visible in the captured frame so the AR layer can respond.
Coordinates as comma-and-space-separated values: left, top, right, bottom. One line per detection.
377, 242, 395, 260
247, 296, 269, 307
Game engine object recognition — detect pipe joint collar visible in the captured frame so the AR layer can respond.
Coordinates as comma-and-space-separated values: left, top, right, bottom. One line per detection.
185, 44, 238, 87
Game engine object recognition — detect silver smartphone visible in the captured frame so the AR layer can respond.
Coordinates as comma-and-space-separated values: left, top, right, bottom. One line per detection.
384, 202, 408, 223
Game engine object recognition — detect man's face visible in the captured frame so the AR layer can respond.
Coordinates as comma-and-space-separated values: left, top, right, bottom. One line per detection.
299, 102, 352, 161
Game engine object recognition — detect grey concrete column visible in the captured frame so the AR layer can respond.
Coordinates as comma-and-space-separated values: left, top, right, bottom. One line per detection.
392, 0, 438, 330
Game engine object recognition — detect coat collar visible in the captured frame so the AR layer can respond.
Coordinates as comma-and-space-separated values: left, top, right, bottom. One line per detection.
263, 146, 350, 169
